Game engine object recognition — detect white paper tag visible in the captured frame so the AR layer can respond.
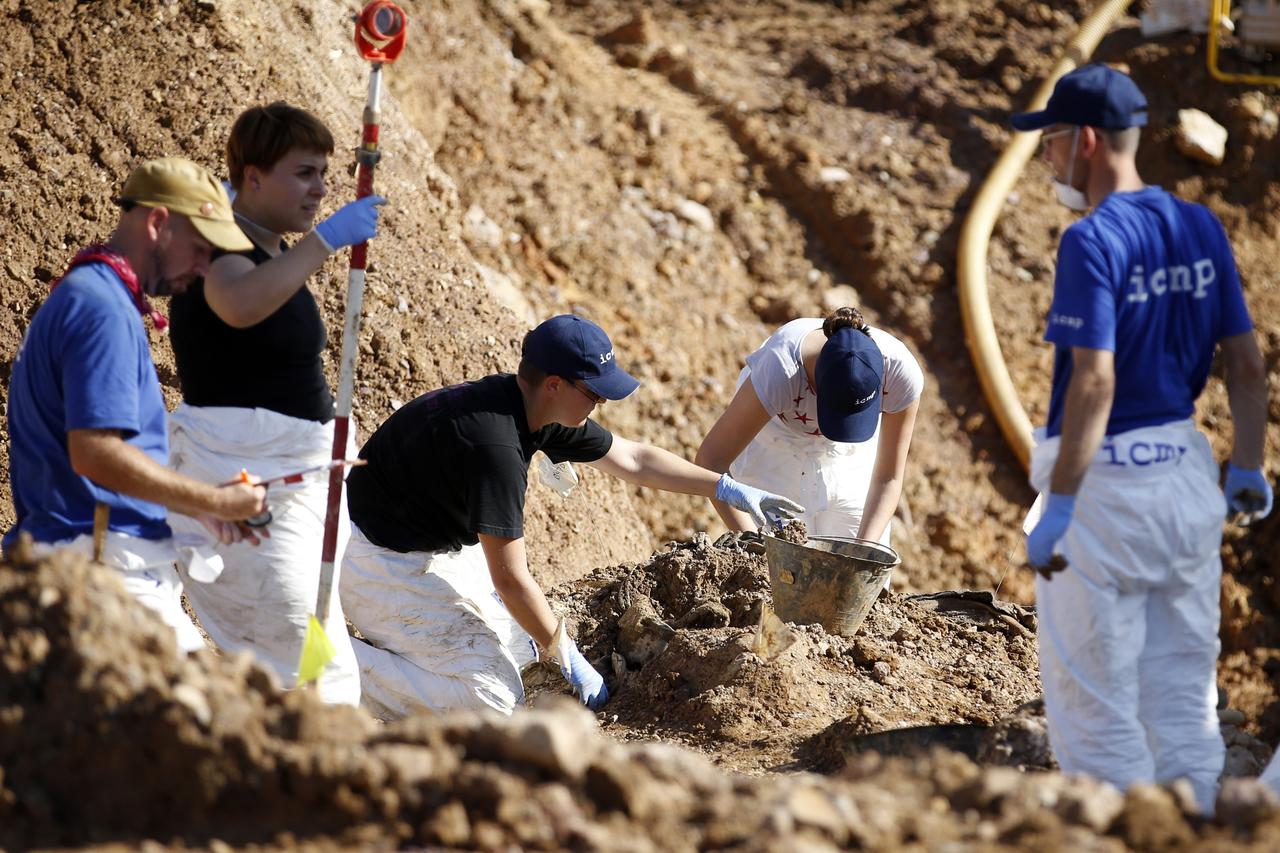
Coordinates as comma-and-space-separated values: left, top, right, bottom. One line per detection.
536, 454, 578, 498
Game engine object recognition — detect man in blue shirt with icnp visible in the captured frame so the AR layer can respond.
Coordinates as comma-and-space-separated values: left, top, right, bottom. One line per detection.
1013, 65, 1270, 814
6, 158, 267, 652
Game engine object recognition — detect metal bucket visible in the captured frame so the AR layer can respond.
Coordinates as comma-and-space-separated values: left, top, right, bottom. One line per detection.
764, 535, 899, 637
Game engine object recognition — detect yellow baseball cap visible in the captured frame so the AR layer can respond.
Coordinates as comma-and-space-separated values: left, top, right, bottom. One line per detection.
119, 157, 252, 251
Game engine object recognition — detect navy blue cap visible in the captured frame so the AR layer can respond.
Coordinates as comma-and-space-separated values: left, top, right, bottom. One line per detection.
522, 314, 640, 401
1011, 64, 1148, 131
815, 327, 884, 443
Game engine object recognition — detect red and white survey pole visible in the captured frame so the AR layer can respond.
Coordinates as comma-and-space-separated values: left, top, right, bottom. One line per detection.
302, 0, 408, 685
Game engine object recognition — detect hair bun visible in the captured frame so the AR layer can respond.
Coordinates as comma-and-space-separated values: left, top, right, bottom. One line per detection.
822, 306, 869, 338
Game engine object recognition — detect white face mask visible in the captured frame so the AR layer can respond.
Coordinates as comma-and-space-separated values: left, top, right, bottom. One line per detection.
1052, 128, 1090, 211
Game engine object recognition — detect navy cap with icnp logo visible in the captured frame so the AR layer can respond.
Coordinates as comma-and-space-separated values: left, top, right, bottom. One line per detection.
1011, 64, 1148, 131
522, 314, 641, 401
815, 326, 885, 443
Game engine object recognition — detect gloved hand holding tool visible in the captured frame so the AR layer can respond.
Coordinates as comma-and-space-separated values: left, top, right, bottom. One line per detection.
197, 472, 269, 548
715, 473, 805, 530
1224, 463, 1273, 525
1027, 492, 1075, 579
313, 195, 387, 253
224, 460, 367, 527
552, 619, 609, 710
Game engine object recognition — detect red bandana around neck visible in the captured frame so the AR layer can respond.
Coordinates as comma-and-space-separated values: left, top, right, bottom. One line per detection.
50, 245, 169, 332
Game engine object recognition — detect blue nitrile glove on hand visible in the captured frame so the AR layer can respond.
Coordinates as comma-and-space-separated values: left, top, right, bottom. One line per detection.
1225, 464, 1274, 522
560, 638, 609, 710
1027, 492, 1076, 573
715, 473, 805, 530
313, 195, 386, 252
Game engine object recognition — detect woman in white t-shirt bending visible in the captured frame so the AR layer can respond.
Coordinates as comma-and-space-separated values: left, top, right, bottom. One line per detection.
696, 307, 923, 544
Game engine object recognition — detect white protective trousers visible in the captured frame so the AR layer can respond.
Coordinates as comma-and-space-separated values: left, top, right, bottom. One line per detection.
1027, 419, 1227, 813
730, 414, 890, 546
167, 404, 360, 707
340, 524, 539, 719
32, 533, 206, 653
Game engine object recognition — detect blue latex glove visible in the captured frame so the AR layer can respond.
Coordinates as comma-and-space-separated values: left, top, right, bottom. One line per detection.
715, 473, 805, 530
313, 195, 386, 252
560, 639, 609, 710
1027, 492, 1076, 575
1224, 464, 1273, 522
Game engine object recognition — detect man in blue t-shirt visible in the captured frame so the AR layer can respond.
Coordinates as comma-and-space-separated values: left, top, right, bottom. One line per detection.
6, 157, 267, 652
1012, 65, 1270, 814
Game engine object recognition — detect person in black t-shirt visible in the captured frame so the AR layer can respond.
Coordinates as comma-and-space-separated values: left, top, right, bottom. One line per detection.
166, 103, 385, 707
341, 314, 804, 719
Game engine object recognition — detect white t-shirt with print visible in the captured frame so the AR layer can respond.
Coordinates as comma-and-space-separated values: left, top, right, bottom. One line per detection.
744, 318, 923, 440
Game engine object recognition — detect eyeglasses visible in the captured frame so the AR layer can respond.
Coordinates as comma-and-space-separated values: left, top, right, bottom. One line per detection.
1040, 127, 1075, 150
564, 378, 606, 405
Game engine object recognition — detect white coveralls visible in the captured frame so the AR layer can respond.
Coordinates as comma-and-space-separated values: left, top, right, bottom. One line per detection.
731, 413, 887, 544
167, 404, 361, 706
339, 524, 538, 718
32, 533, 205, 653
1027, 420, 1226, 813
729, 320, 923, 545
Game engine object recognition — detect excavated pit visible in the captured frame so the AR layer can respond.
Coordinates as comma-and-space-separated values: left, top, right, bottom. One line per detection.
542, 532, 1042, 772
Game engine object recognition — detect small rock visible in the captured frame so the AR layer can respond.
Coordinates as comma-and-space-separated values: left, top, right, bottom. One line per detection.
463, 204, 503, 248
672, 198, 715, 233
601, 9, 659, 47
1167, 778, 1200, 816
424, 800, 471, 847
871, 661, 892, 683
1055, 781, 1124, 832
1236, 91, 1266, 120
1174, 109, 1228, 166
787, 786, 848, 839
1118, 784, 1195, 848
390, 399, 404, 411
618, 599, 676, 666
475, 703, 599, 779
674, 601, 731, 630
1224, 743, 1264, 778
1260, 110, 1279, 138
635, 108, 663, 140
1218, 707, 1246, 725
171, 683, 211, 728
1217, 777, 1280, 830
819, 166, 852, 184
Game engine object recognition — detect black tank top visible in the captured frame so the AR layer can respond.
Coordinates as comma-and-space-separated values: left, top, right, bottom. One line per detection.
169, 244, 335, 422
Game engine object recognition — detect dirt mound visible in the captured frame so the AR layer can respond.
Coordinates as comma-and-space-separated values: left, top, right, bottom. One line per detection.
544, 533, 1040, 772
6, 545, 1280, 851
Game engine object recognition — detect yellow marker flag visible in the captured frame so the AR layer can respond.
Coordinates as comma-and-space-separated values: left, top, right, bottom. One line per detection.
297, 614, 337, 686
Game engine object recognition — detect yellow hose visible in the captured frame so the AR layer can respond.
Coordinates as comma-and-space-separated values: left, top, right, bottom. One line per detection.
956, 0, 1135, 471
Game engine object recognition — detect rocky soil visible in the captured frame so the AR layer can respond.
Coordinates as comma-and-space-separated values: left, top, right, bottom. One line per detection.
4, 546, 1280, 851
